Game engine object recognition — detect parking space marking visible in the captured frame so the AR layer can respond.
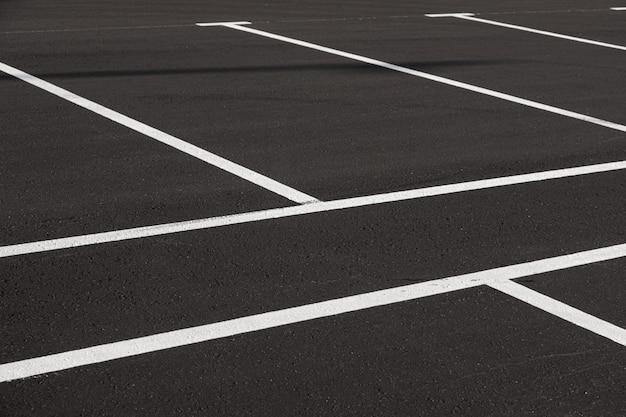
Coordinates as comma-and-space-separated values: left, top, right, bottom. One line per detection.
489, 280, 626, 346
2, 241, 626, 382
195, 21, 251, 27
203, 23, 626, 133
426, 13, 626, 51
3, 159, 626, 258
0, 62, 319, 204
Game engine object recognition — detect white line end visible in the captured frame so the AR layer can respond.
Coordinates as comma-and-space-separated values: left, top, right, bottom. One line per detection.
195, 21, 252, 27
424, 13, 475, 18
610, 7, 626, 10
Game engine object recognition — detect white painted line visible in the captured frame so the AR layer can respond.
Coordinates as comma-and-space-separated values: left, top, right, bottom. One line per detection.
3, 159, 626, 258
0, 274, 484, 382
195, 21, 251, 26
610, 7, 626, 11
489, 280, 626, 346
427, 13, 626, 51
2, 241, 626, 382
0, 61, 318, 204
211, 23, 626, 133
424, 13, 474, 18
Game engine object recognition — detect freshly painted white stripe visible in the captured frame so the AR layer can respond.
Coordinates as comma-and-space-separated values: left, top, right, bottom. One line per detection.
195, 21, 251, 26
0, 61, 318, 204
2, 242, 626, 382
424, 13, 474, 18
0, 275, 485, 382
209, 23, 626, 133
489, 280, 626, 346
610, 7, 626, 11
3, 159, 626, 258
428, 13, 626, 51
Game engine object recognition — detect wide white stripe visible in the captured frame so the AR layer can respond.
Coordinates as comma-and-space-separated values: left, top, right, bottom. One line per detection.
211, 23, 626, 133
3, 159, 626, 258
489, 280, 626, 345
2, 242, 626, 382
0, 62, 318, 204
436, 13, 626, 51
0, 275, 485, 383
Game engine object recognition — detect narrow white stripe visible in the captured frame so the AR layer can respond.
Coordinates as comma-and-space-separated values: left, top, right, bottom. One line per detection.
489, 280, 626, 346
2, 242, 626, 382
0, 62, 318, 204
610, 7, 626, 11
424, 13, 474, 18
213, 23, 626, 133
2, 159, 626, 258
195, 21, 251, 26
449, 14, 626, 51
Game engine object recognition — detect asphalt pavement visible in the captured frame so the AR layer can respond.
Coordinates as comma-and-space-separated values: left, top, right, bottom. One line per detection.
1, 1, 625, 415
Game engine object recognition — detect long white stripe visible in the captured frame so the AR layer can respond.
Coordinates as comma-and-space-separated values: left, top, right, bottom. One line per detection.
2, 159, 626, 258
2, 242, 626, 382
430, 13, 626, 51
0, 61, 318, 204
489, 280, 626, 346
208, 23, 626, 133
610, 7, 626, 11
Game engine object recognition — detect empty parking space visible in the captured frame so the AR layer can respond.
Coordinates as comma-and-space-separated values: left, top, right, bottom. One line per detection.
477, 7, 626, 46
2, 286, 625, 416
3, 22, 625, 202
0, 77, 292, 245
3, 169, 625, 364
254, 17, 626, 122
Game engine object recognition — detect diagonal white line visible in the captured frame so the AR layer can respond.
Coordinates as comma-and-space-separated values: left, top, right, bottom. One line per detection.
0, 274, 486, 383
2, 241, 626, 382
206, 23, 626, 133
489, 280, 626, 346
2, 159, 626, 258
0, 61, 318, 204
427, 13, 626, 51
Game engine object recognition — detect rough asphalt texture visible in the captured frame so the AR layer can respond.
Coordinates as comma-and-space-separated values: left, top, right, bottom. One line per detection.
1, 0, 625, 415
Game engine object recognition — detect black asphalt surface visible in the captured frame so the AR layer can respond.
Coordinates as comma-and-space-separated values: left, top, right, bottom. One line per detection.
1, 1, 626, 415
